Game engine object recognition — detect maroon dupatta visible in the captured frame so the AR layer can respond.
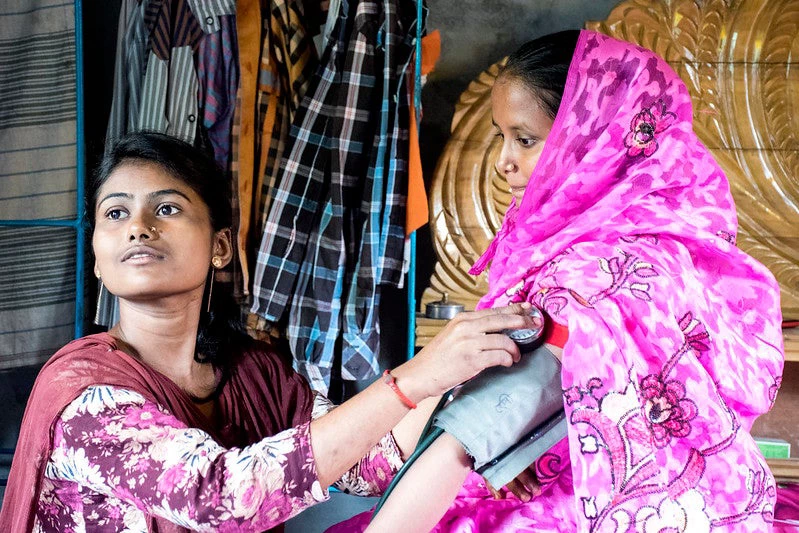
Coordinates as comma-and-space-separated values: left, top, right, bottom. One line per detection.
0, 333, 314, 532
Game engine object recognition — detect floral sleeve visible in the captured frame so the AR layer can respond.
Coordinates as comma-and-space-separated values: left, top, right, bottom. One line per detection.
309, 393, 404, 496
44, 385, 327, 532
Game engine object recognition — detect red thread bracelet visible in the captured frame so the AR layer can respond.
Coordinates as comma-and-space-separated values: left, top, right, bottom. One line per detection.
382, 370, 417, 409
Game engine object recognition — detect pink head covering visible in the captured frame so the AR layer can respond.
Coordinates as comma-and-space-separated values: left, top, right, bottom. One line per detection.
469, 30, 784, 529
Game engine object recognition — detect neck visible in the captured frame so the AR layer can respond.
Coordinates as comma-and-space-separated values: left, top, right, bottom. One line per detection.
111, 290, 205, 381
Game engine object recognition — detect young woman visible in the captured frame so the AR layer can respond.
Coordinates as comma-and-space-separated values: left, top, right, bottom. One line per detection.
330, 29, 785, 532
0, 132, 537, 532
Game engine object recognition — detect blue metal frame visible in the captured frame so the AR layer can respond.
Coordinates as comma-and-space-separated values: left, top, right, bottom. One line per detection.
406, 0, 423, 361
0, 0, 86, 340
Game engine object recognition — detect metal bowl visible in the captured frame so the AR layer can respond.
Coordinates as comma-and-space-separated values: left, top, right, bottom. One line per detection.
425, 292, 465, 320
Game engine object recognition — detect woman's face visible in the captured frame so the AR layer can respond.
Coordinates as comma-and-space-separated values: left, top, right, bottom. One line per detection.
491, 76, 555, 202
92, 162, 230, 303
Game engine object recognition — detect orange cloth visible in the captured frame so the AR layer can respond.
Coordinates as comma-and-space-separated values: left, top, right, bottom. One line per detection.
421, 30, 441, 75
234, 0, 262, 293
406, 30, 441, 234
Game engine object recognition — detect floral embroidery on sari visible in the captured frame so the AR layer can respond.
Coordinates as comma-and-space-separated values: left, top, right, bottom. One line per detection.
624, 99, 677, 157
640, 374, 698, 448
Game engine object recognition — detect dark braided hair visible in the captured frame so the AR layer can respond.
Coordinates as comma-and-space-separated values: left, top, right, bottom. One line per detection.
499, 30, 580, 120
89, 131, 249, 367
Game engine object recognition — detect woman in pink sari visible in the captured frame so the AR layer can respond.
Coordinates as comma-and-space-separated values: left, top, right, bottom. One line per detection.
330, 29, 785, 532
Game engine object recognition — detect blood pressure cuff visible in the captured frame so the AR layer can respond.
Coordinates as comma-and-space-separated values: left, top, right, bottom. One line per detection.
432, 343, 566, 489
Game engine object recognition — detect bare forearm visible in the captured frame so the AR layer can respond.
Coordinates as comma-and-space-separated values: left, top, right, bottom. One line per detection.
309, 303, 535, 487
309, 365, 427, 487
365, 433, 471, 533
390, 395, 441, 459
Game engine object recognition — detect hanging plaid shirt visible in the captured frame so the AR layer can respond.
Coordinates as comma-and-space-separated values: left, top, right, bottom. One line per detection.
230, 0, 318, 301
340, 0, 414, 378
250, 0, 419, 391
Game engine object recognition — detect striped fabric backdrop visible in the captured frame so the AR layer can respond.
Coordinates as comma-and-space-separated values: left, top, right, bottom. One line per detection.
0, 0, 79, 369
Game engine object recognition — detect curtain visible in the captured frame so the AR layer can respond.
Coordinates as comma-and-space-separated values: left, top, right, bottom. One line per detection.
0, 0, 79, 370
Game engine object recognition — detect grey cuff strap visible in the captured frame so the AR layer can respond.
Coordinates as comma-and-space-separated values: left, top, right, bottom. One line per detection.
433, 344, 566, 489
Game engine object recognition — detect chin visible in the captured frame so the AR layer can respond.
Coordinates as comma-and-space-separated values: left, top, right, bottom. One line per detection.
104, 282, 197, 301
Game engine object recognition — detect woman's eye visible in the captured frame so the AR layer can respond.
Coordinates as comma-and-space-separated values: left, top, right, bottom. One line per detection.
494, 131, 504, 139
517, 137, 536, 147
106, 209, 127, 220
157, 204, 180, 216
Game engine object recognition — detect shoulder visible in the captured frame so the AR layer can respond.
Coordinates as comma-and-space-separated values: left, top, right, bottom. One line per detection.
42, 333, 123, 378
225, 337, 316, 425
60, 385, 149, 421
50, 332, 117, 360
232, 337, 298, 376
37, 332, 145, 394
30, 333, 162, 427
537, 237, 682, 319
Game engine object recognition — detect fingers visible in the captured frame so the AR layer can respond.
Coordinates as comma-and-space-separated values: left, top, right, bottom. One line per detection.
487, 302, 532, 315
505, 479, 532, 502
485, 479, 505, 500
466, 302, 530, 321
479, 330, 524, 365
503, 468, 542, 503
461, 311, 537, 336
516, 469, 541, 497
478, 350, 516, 368
530, 311, 544, 329
414, 303, 540, 397
448, 303, 540, 338
477, 333, 520, 359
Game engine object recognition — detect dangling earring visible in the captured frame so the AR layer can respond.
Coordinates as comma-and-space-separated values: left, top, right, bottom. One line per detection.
207, 256, 223, 313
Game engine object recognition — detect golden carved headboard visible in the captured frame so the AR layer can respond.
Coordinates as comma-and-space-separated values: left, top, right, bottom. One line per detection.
416, 0, 799, 350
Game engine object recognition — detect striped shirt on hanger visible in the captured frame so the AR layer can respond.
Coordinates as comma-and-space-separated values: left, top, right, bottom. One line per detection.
97, 0, 238, 327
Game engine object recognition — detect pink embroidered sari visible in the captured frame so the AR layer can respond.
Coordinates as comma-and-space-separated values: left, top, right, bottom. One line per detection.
331, 30, 785, 532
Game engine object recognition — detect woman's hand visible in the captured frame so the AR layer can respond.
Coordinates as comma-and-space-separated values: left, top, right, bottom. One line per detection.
309, 303, 539, 488
391, 303, 540, 402
486, 466, 541, 502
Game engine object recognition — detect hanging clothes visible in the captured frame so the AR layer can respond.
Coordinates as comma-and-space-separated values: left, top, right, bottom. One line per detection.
339, 0, 416, 379
249, 0, 422, 392
104, 0, 238, 148
0, 0, 79, 369
405, 29, 439, 235
231, 0, 318, 302
98, 0, 239, 326
105, 0, 149, 150
197, 14, 239, 172
139, 0, 235, 143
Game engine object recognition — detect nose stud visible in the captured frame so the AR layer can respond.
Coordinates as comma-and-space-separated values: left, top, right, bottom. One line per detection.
496, 161, 516, 175
149, 226, 158, 234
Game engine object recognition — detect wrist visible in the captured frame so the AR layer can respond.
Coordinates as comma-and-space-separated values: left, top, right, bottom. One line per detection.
385, 364, 430, 406
382, 370, 417, 409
